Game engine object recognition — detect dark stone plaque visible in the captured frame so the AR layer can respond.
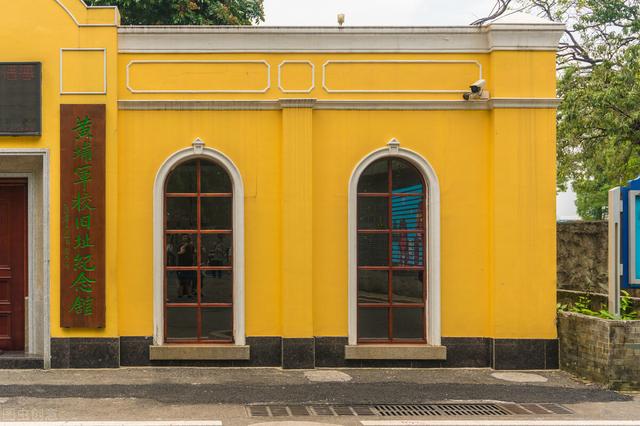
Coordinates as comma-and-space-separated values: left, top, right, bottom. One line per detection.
60, 104, 106, 328
0, 63, 41, 136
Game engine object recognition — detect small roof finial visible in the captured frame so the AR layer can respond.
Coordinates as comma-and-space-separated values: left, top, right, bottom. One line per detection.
337, 13, 345, 27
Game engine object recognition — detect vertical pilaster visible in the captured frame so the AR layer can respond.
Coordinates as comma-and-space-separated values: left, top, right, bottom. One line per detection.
488, 108, 557, 342
280, 99, 316, 368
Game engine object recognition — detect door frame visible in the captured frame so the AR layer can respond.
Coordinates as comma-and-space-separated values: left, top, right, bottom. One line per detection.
0, 149, 50, 367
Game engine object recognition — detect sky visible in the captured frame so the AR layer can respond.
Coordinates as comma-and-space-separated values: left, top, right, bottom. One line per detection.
261, 0, 498, 26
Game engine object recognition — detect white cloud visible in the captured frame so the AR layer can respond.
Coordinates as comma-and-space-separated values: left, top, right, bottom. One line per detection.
262, 0, 498, 26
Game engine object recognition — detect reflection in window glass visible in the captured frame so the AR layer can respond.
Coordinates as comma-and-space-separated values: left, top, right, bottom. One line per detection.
358, 270, 388, 304
392, 195, 424, 230
391, 159, 423, 192
166, 198, 197, 230
358, 233, 389, 266
165, 271, 198, 303
392, 308, 424, 339
166, 160, 197, 193
358, 159, 388, 193
201, 198, 232, 230
392, 233, 424, 267
164, 158, 235, 343
201, 161, 232, 193
392, 270, 424, 303
358, 197, 389, 229
357, 157, 427, 343
201, 234, 232, 267
202, 271, 233, 304
166, 308, 198, 339
202, 308, 233, 341
358, 308, 388, 340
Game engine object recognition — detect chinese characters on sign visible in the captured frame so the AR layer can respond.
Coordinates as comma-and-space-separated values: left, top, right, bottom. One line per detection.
0, 63, 41, 135
60, 104, 105, 328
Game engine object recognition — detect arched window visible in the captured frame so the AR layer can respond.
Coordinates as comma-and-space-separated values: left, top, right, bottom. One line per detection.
356, 157, 427, 342
349, 141, 440, 347
163, 158, 234, 343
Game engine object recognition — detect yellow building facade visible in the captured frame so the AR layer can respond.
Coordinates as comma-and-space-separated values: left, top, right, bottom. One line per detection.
0, 0, 563, 369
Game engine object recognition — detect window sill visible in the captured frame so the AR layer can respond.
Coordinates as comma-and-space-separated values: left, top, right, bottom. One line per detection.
149, 344, 250, 361
345, 344, 446, 360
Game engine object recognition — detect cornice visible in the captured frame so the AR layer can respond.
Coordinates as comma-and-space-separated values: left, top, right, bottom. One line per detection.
117, 23, 564, 53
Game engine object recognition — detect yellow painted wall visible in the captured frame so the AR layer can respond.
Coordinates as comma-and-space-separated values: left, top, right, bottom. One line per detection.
0, 0, 559, 343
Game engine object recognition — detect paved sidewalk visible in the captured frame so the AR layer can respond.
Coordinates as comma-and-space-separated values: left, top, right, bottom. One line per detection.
0, 368, 637, 425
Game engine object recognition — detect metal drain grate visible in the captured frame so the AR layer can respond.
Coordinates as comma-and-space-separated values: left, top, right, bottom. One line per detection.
246, 403, 572, 418
374, 404, 510, 417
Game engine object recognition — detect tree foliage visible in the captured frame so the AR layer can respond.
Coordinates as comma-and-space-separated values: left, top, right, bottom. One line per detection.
85, 0, 264, 25
477, 0, 640, 219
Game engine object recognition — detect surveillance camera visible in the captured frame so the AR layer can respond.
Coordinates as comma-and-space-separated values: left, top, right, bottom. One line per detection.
470, 79, 486, 94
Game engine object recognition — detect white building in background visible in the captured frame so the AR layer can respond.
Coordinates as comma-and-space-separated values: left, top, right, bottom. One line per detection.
557, 184, 581, 221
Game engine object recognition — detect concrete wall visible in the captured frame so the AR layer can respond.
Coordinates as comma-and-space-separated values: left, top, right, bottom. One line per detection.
557, 221, 608, 293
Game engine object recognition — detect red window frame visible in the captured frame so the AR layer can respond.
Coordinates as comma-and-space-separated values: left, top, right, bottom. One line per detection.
357, 158, 428, 343
164, 159, 234, 343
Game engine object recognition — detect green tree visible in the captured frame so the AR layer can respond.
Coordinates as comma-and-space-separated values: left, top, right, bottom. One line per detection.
476, 0, 640, 219
85, 0, 264, 25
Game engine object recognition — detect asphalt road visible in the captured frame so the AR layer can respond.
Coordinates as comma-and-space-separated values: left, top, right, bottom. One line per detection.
0, 368, 636, 424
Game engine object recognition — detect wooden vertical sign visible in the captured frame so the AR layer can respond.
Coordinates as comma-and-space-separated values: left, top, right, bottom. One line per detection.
60, 104, 106, 328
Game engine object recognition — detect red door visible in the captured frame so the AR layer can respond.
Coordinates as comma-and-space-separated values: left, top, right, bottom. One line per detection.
0, 180, 27, 351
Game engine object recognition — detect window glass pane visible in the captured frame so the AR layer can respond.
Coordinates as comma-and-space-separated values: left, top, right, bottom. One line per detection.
358, 233, 389, 266
202, 271, 232, 304
358, 197, 388, 229
166, 233, 197, 267
201, 161, 231, 194
358, 308, 388, 339
166, 307, 198, 339
201, 234, 232, 267
391, 195, 424, 230
166, 160, 197, 193
391, 159, 423, 193
166, 234, 197, 267
358, 159, 388, 193
165, 271, 197, 303
202, 307, 233, 341
166, 197, 197, 230
358, 270, 389, 304
392, 270, 424, 303
392, 232, 424, 266
201, 197, 232, 230
392, 308, 424, 339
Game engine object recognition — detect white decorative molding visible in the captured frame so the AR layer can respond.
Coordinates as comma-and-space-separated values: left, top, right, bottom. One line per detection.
278, 60, 315, 94
192, 137, 205, 155
387, 138, 400, 153
60, 48, 107, 95
0, 149, 50, 368
54, 0, 118, 27
489, 97, 562, 108
126, 60, 271, 94
153, 144, 246, 346
117, 22, 564, 53
322, 60, 483, 94
119, 98, 562, 111
278, 98, 317, 109
347, 143, 441, 346
119, 100, 282, 111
